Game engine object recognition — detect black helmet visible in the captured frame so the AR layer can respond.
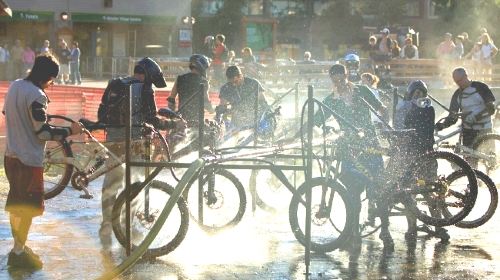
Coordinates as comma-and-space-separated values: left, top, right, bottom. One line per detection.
406, 80, 428, 99
136, 57, 167, 88
189, 54, 210, 78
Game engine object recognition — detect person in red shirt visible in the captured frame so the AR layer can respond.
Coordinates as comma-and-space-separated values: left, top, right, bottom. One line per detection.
212, 34, 227, 87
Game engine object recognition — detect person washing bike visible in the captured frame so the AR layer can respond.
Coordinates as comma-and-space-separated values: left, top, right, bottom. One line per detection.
3, 55, 83, 270
97, 57, 185, 253
435, 67, 496, 166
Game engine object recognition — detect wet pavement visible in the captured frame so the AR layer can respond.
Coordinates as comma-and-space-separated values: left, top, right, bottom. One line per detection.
0, 171, 499, 280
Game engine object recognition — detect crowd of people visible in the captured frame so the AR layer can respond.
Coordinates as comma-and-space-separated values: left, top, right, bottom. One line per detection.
0, 38, 82, 84
2, 27, 498, 272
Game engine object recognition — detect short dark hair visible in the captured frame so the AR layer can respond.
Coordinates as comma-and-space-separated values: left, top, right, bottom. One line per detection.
25, 55, 59, 89
226, 65, 242, 79
329, 64, 346, 76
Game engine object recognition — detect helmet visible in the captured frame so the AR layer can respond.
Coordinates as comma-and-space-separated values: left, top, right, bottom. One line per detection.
189, 54, 210, 78
406, 80, 428, 100
136, 57, 167, 88
344, 53, 360, 71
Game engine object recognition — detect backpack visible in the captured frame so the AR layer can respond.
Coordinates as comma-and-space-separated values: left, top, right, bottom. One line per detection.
98, 77, 142, 125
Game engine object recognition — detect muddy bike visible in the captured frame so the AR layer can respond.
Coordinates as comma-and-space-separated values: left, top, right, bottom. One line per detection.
43, 114, 191, 258
289, 129, 479, 253
110, 118, 247, 245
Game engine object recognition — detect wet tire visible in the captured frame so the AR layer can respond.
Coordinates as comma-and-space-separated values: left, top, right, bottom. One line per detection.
112, 180, 189, 258
289, 178, 355, 253
184, 168, 246, 232
43, 140, 74, 199
402, 151, 478, 227
442, 169, 498, 228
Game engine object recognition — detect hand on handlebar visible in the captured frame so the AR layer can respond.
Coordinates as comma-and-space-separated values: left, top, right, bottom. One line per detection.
70, 122, 84, 135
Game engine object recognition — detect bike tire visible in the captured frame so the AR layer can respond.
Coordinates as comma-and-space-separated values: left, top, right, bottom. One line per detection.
43, 139, 74, 199
472, 133, 500, 179
184, 168, 246, 232
289, 177, 355, 253
402, 150, 478, 227
442, 169, 498, 228
112, 180, 189, 258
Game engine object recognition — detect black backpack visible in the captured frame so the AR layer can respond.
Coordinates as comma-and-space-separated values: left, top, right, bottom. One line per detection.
98, 77, 142, 125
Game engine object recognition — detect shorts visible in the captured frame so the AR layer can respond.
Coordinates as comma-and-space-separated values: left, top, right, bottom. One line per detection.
59, 64, 70, 75
4, 156, 45, 217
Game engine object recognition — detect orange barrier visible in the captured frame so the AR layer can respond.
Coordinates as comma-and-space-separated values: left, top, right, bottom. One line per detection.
0, 82, 220, 150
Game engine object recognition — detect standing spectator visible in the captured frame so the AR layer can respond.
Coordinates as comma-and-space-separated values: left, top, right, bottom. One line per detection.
479, 33, 498, 82
400, 37, 419, 59
300, 51, 316, 64
377, 28, 393, 60
464, 42, 482, 79
22, 45, 36, 75
10, 39, 24, 79
435, 67, 496, 167
2, 55, 82, 270
241, 47, 257, 63
211, 34, 227, 87
227, 50, 236, 65
0, 43, 7, 80
476, 27, 488, 42
454, 35, 465, 59
361, 72, 384, 126
436, 33, 456, 59
55, 40, 71, 84
241, 47, 260, 79
69, 41, 81, 85
391, 40, 401, 58
39, 40, 51, 55
203, 35, 214, 58
461, 32, 474, 55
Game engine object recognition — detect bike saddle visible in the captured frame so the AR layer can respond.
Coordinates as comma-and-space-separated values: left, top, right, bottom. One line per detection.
79, 118, 107, 131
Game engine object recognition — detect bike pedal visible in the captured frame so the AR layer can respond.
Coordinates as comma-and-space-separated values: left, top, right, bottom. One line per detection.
79, 194, 94, 199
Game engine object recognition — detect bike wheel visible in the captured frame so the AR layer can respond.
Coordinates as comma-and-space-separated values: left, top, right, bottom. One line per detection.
184, 168, 246, 232
112, 180, 189, 258
249, 160, 302, 213
472, 133, 500, 180
43, 140, 74, 199
289, 178, 354, 253
442, 169, 498, 228
402, 151, 478, 227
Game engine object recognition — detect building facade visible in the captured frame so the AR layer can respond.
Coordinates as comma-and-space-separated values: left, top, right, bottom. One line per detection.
0, 0, 192, 59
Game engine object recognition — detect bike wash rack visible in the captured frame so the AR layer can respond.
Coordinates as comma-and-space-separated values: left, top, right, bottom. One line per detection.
97, 82, 316, 279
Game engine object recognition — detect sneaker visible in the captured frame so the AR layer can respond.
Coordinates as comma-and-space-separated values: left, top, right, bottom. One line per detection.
8, 249, 43, 270
379, 231, 395, 252
435, 227, 450, 243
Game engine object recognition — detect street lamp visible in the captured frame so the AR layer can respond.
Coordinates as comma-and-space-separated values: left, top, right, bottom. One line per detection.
182, 16, 195, 25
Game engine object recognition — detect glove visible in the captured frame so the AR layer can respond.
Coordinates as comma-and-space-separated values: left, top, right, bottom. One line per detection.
435, 123, 446, 131
464, 113, 477, 124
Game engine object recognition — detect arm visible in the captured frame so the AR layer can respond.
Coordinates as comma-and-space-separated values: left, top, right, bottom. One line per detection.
31, 99, 80, 140
97, 81, 113, 123
168, 79, 178, 110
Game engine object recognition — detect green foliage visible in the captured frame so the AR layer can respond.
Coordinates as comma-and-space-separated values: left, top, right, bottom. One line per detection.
319, 0, 364, 50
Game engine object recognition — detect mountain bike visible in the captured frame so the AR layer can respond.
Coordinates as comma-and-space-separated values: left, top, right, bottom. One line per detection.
43, 114, 191, 258
289, 129, 479, 253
